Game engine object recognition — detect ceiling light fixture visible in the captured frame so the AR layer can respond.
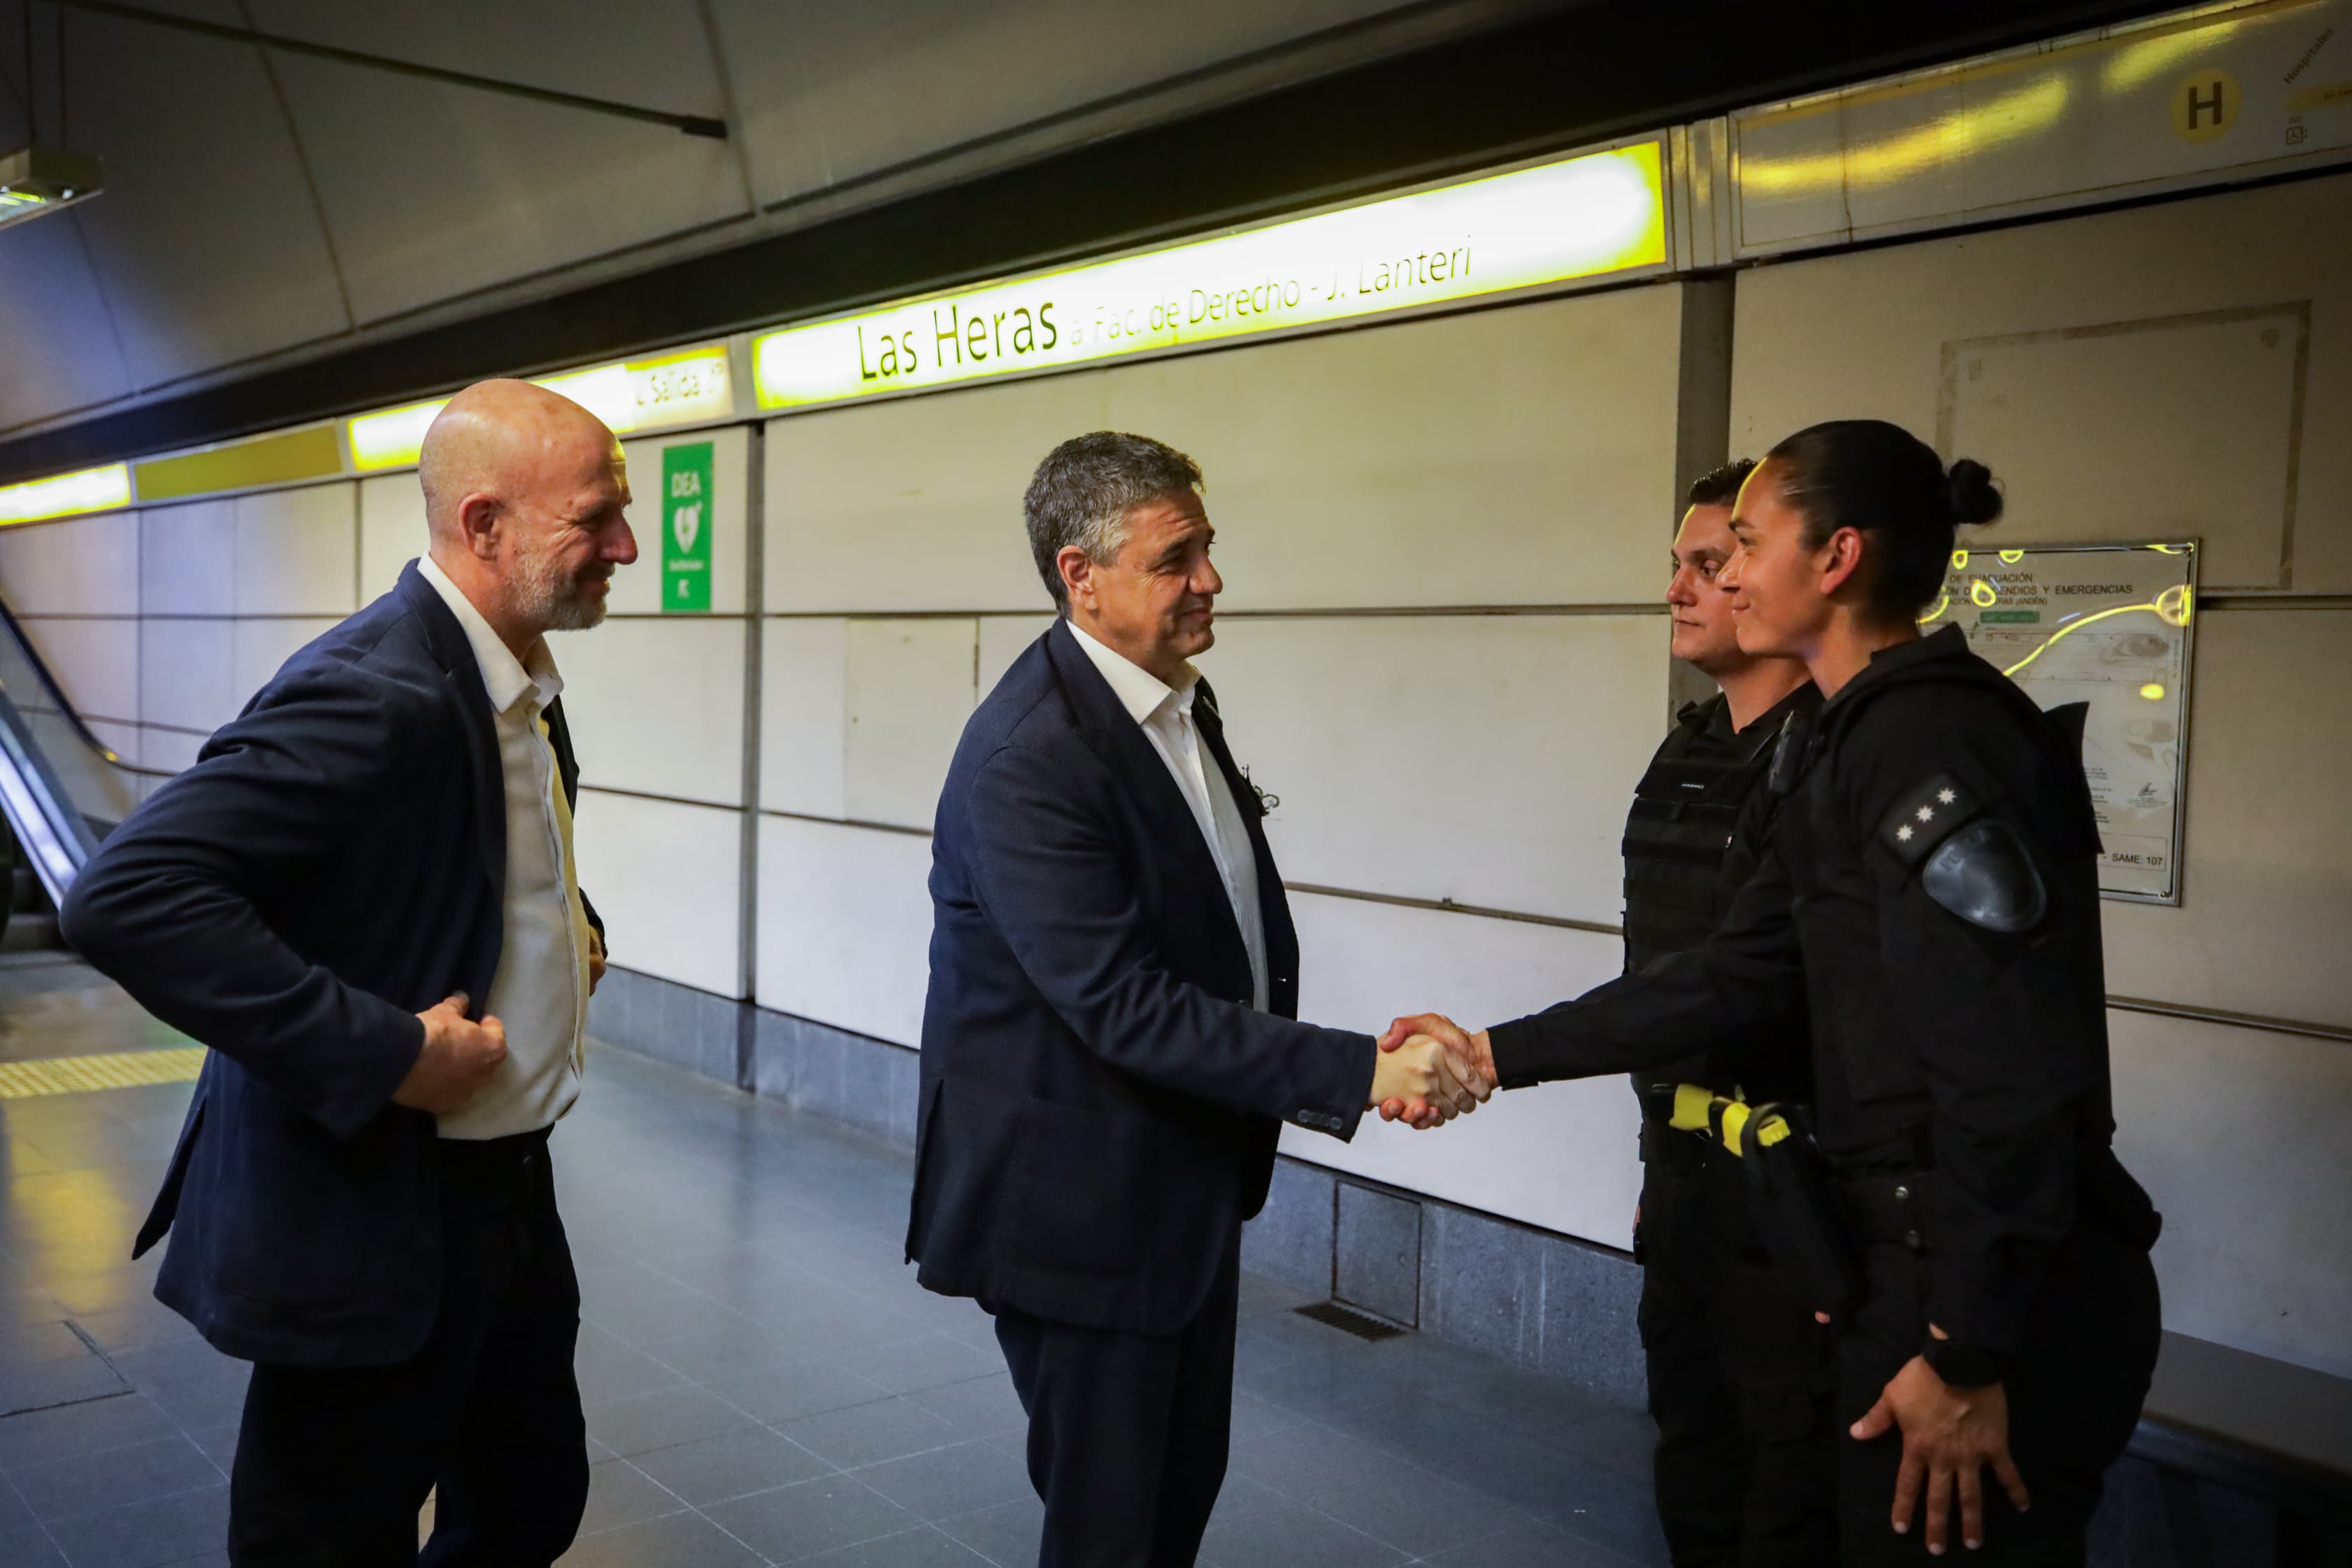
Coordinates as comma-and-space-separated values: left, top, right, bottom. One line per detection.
0, 144, 103, 230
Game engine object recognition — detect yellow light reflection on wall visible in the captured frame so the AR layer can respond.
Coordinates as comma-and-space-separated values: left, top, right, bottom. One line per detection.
0, 463, 134, 527
753, 141, 1668, 411
346, 346, 734, 472
2141, 682, 2167, 700
2099, 13, 2245, 94
1742, 77, 2072, 195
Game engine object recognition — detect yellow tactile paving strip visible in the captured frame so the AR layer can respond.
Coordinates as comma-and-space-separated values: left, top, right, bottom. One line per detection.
0, 1046, 206, 1098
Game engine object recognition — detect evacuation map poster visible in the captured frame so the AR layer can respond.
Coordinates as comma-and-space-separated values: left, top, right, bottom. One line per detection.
1936, 542, 2197, 904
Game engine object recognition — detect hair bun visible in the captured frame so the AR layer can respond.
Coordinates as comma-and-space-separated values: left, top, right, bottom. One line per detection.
1945, 458, 2004, 527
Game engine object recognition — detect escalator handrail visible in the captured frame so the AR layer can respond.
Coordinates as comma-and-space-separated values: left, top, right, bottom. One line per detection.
0, 592, 176, 779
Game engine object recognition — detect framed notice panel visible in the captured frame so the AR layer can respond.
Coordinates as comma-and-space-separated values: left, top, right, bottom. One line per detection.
1933, 542, 2197, 904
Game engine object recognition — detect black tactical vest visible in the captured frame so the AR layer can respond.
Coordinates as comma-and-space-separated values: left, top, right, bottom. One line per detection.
1620, 696, 1791, 974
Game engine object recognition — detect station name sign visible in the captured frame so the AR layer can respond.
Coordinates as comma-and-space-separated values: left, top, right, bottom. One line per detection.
752, 141, 1667, 410
347, 346, 734, 472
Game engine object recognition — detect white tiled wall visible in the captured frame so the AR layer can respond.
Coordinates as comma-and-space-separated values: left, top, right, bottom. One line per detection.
766, 372, 1109, 615
2113, 1009, 2352, 1379
1208, 615, 1666, 925
843, 619, 978, 831
0, 510, 140, 615
137, 620, 237, 735
977, 615, 1056, 693
756, 815, 934, 1047
232, 486, 358, 617
554, 617, 749, 808
764, 284, 1689, 616
572, 790, 746, 999
18, 619, 139, 724
358, 473, 425, 601
761, 619, 849, 820
1284, 892, 1640, 1248
141, 500, 238, 615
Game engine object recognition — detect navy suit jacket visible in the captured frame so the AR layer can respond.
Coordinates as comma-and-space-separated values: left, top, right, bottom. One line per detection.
906, 621, 1373, 1335
59, 563, 600, 1368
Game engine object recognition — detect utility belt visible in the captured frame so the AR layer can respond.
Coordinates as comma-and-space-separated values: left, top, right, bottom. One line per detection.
1639, 1082, 1870, 1320
1637, 1084, 2160, 1323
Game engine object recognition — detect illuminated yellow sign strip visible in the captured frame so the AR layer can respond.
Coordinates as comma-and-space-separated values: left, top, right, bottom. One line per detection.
346, 344, 736, 472
134, 424, 344, 503
752, 141, 1668, 411
0, 463, 133, 528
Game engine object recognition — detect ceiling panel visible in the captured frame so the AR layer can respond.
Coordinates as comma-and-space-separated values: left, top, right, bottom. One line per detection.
0, 60, 134, 432
241, 0, 725, 119
711, 0, 1409, 209
57, 5, 352, 392
269, 53, 749, 326
0, 216, 134, 433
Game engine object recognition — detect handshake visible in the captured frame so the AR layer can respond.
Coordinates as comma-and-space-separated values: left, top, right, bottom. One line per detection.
1363, 1013, 1497, 1129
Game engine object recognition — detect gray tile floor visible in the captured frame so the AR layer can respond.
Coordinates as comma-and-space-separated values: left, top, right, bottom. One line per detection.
0, 955, 1668, 1567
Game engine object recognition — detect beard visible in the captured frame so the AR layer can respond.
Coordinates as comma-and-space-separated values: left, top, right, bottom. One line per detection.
513, 536, 608, 631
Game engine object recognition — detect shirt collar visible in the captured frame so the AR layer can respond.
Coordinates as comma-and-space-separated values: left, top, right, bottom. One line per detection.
417, 554, 564, 715
1065, 617, 1199, 727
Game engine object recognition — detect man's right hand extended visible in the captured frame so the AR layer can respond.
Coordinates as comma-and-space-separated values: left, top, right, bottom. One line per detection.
392, 993, 507, 1114
1368, 1033, 1489, 1126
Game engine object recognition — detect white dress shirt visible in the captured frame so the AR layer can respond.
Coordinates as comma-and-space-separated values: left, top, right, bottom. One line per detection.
418, 555, 594, 1140
1068, 620, 1270, 1011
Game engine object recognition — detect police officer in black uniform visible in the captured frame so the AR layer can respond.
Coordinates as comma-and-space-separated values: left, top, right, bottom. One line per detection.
1385, 421, 2160, 1564
1627, 459, 1830, 1566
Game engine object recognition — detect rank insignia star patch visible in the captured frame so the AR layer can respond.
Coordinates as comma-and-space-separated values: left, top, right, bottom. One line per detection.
1879, 771, 1980, 867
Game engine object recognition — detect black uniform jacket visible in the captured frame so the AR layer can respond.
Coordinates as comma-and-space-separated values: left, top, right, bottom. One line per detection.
59, 563, 602, 1368
907, 620, 1373, 1336
1619, 682, 1819, 1100
1489, 627, 2148, 1364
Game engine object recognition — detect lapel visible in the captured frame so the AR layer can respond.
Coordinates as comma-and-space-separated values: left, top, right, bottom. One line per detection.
1192, 680, 1298, 978
1044, 622, 1247, 958
395, 563, 506, 896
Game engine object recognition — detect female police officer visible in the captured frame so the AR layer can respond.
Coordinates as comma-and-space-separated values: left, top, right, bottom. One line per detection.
1385, 420, 2161, 1564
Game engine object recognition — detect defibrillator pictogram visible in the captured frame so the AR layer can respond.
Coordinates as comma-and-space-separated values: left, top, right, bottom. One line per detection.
662, 442, 715, 613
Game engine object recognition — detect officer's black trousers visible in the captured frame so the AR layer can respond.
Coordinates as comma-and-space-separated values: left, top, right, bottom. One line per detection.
1836, 1219, 2160, 1566
229, 1130, 589, 1567
993, 1237, 1240, 1568
1639, 1149, 1839, 1567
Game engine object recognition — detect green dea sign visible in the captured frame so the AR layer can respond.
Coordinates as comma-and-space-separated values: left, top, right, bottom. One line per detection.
752, 141, 1667, 411
662, 442, 714, 612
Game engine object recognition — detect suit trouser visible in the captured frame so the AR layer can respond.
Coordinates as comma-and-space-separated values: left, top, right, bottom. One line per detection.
1638, 1144, 1839, 1567
993, 1237, 1242, 1568
1835, 1221, 2160, 1567
229, 1128, 589, 1567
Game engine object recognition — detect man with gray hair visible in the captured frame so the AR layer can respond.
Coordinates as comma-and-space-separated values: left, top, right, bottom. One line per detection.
63, 378, 635, 1562
907, 431, 1483, 1566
